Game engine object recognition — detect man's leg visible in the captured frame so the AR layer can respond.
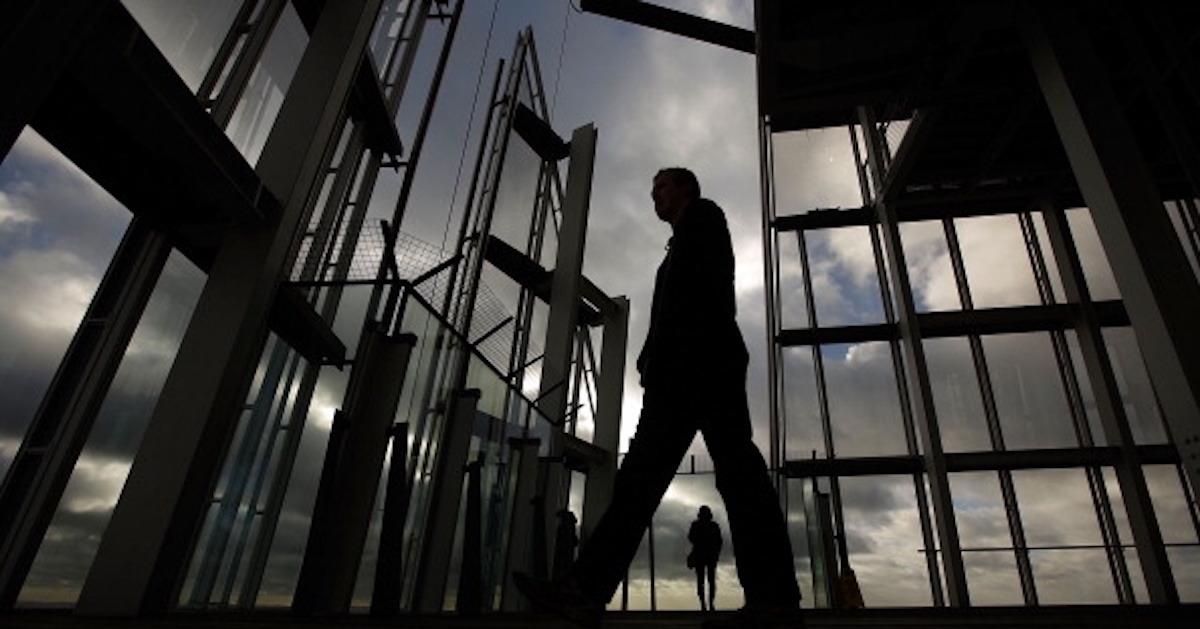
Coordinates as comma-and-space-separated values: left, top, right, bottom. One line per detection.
701, 386, 800, 609
570, 388, 695, 604
696, 567, 706, 610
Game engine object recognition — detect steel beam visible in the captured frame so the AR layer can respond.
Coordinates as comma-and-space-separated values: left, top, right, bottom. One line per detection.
1024, 7, 1200, 569
75, 1, 383, 614
580, 0, 754, 54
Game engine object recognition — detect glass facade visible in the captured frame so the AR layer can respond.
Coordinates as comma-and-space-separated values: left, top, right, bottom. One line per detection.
763, 111, 1200, 608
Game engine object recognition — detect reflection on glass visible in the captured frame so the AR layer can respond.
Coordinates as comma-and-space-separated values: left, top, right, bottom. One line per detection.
949, 473, 1022, 605
838, 476, 932, 606
771, 128, 863, 215
225, 4, 308, 165
782, 348, 823, 460
122, 0, 242, 93
1030, 549, 1118, 603
982, 333, 1076, 451
823, 342, 908, 458
955, 215, 1041, 309
1102, 328, 1168, 444
255, 365, 348, 607
18, 251, 204, 606
803, 227, 884, 327
924, 337, 991, 453
898, 221, 958, 312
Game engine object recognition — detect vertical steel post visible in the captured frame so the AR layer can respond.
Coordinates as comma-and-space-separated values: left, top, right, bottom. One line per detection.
581, 298, 628, 544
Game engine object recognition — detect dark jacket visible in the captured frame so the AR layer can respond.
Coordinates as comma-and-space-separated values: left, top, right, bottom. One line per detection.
637, 198, 748, 388
688, 518, 723, 566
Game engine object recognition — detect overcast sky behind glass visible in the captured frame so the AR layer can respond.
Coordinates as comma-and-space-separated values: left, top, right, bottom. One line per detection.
0, 0, 1196, 611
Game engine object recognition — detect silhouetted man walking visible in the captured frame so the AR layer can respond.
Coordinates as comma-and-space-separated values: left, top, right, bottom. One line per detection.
517, 168, 802, 628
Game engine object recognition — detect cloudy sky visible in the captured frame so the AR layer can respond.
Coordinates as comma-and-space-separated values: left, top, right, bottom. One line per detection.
1, 0, 1197, 613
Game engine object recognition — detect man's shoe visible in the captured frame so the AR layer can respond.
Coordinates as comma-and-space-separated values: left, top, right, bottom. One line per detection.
701, 605, 806, 629
512, 571, 603, 628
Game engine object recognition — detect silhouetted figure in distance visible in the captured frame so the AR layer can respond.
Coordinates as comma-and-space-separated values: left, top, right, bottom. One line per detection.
516, 168, 803, 628
688, 505, 723, 611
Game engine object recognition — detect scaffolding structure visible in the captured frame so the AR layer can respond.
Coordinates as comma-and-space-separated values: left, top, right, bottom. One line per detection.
0, 0, 626, 618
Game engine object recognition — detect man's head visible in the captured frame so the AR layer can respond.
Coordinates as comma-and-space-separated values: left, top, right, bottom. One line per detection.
652, 167, 700, 225
698, 505, 713, 521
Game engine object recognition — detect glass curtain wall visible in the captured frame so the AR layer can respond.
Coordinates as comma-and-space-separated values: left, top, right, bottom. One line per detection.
762, 115, 1200, 607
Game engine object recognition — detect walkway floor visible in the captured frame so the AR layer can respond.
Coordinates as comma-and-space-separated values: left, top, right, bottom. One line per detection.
2, 605, 1195, 628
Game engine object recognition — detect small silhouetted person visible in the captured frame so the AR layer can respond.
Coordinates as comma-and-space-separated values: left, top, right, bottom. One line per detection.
688, 505, 723, 611
553, 509, 579, 580
516, 168, 802, 628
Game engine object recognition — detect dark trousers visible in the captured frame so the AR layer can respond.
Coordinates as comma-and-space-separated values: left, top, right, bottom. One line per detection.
570, 378, 800, 608
696, 562, 716, 607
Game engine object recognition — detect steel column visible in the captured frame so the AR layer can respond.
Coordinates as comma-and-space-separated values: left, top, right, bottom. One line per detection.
536, 124, 598, 570
581, 297, 628, 544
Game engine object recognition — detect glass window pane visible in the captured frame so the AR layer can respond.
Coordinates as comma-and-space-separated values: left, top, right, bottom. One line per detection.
955, 215, 1041, 309
1168, 546, 1200, 603
785, 479, 816, 607
839, 476, 933, 606
949, 472, 1023, 605
771, 128, 863, 216
824, 342, 909, 458
899, 220, 959, 312
783, 348, 824, 460
1066, 208, 1120, 301
1144, 465, 1200, 545
982, 333, 1077, 451
778, 235, 811, 330
225, 4, 308, 165
1030, 549, 1119, 603
122, 0, 243, 93
17, 251, 204, 606
804, 227, 885, 327
924, 337, 991, 453
1012, 469, 1103, 547
0, 129, 129, 482
1103, 327, 1168, 445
